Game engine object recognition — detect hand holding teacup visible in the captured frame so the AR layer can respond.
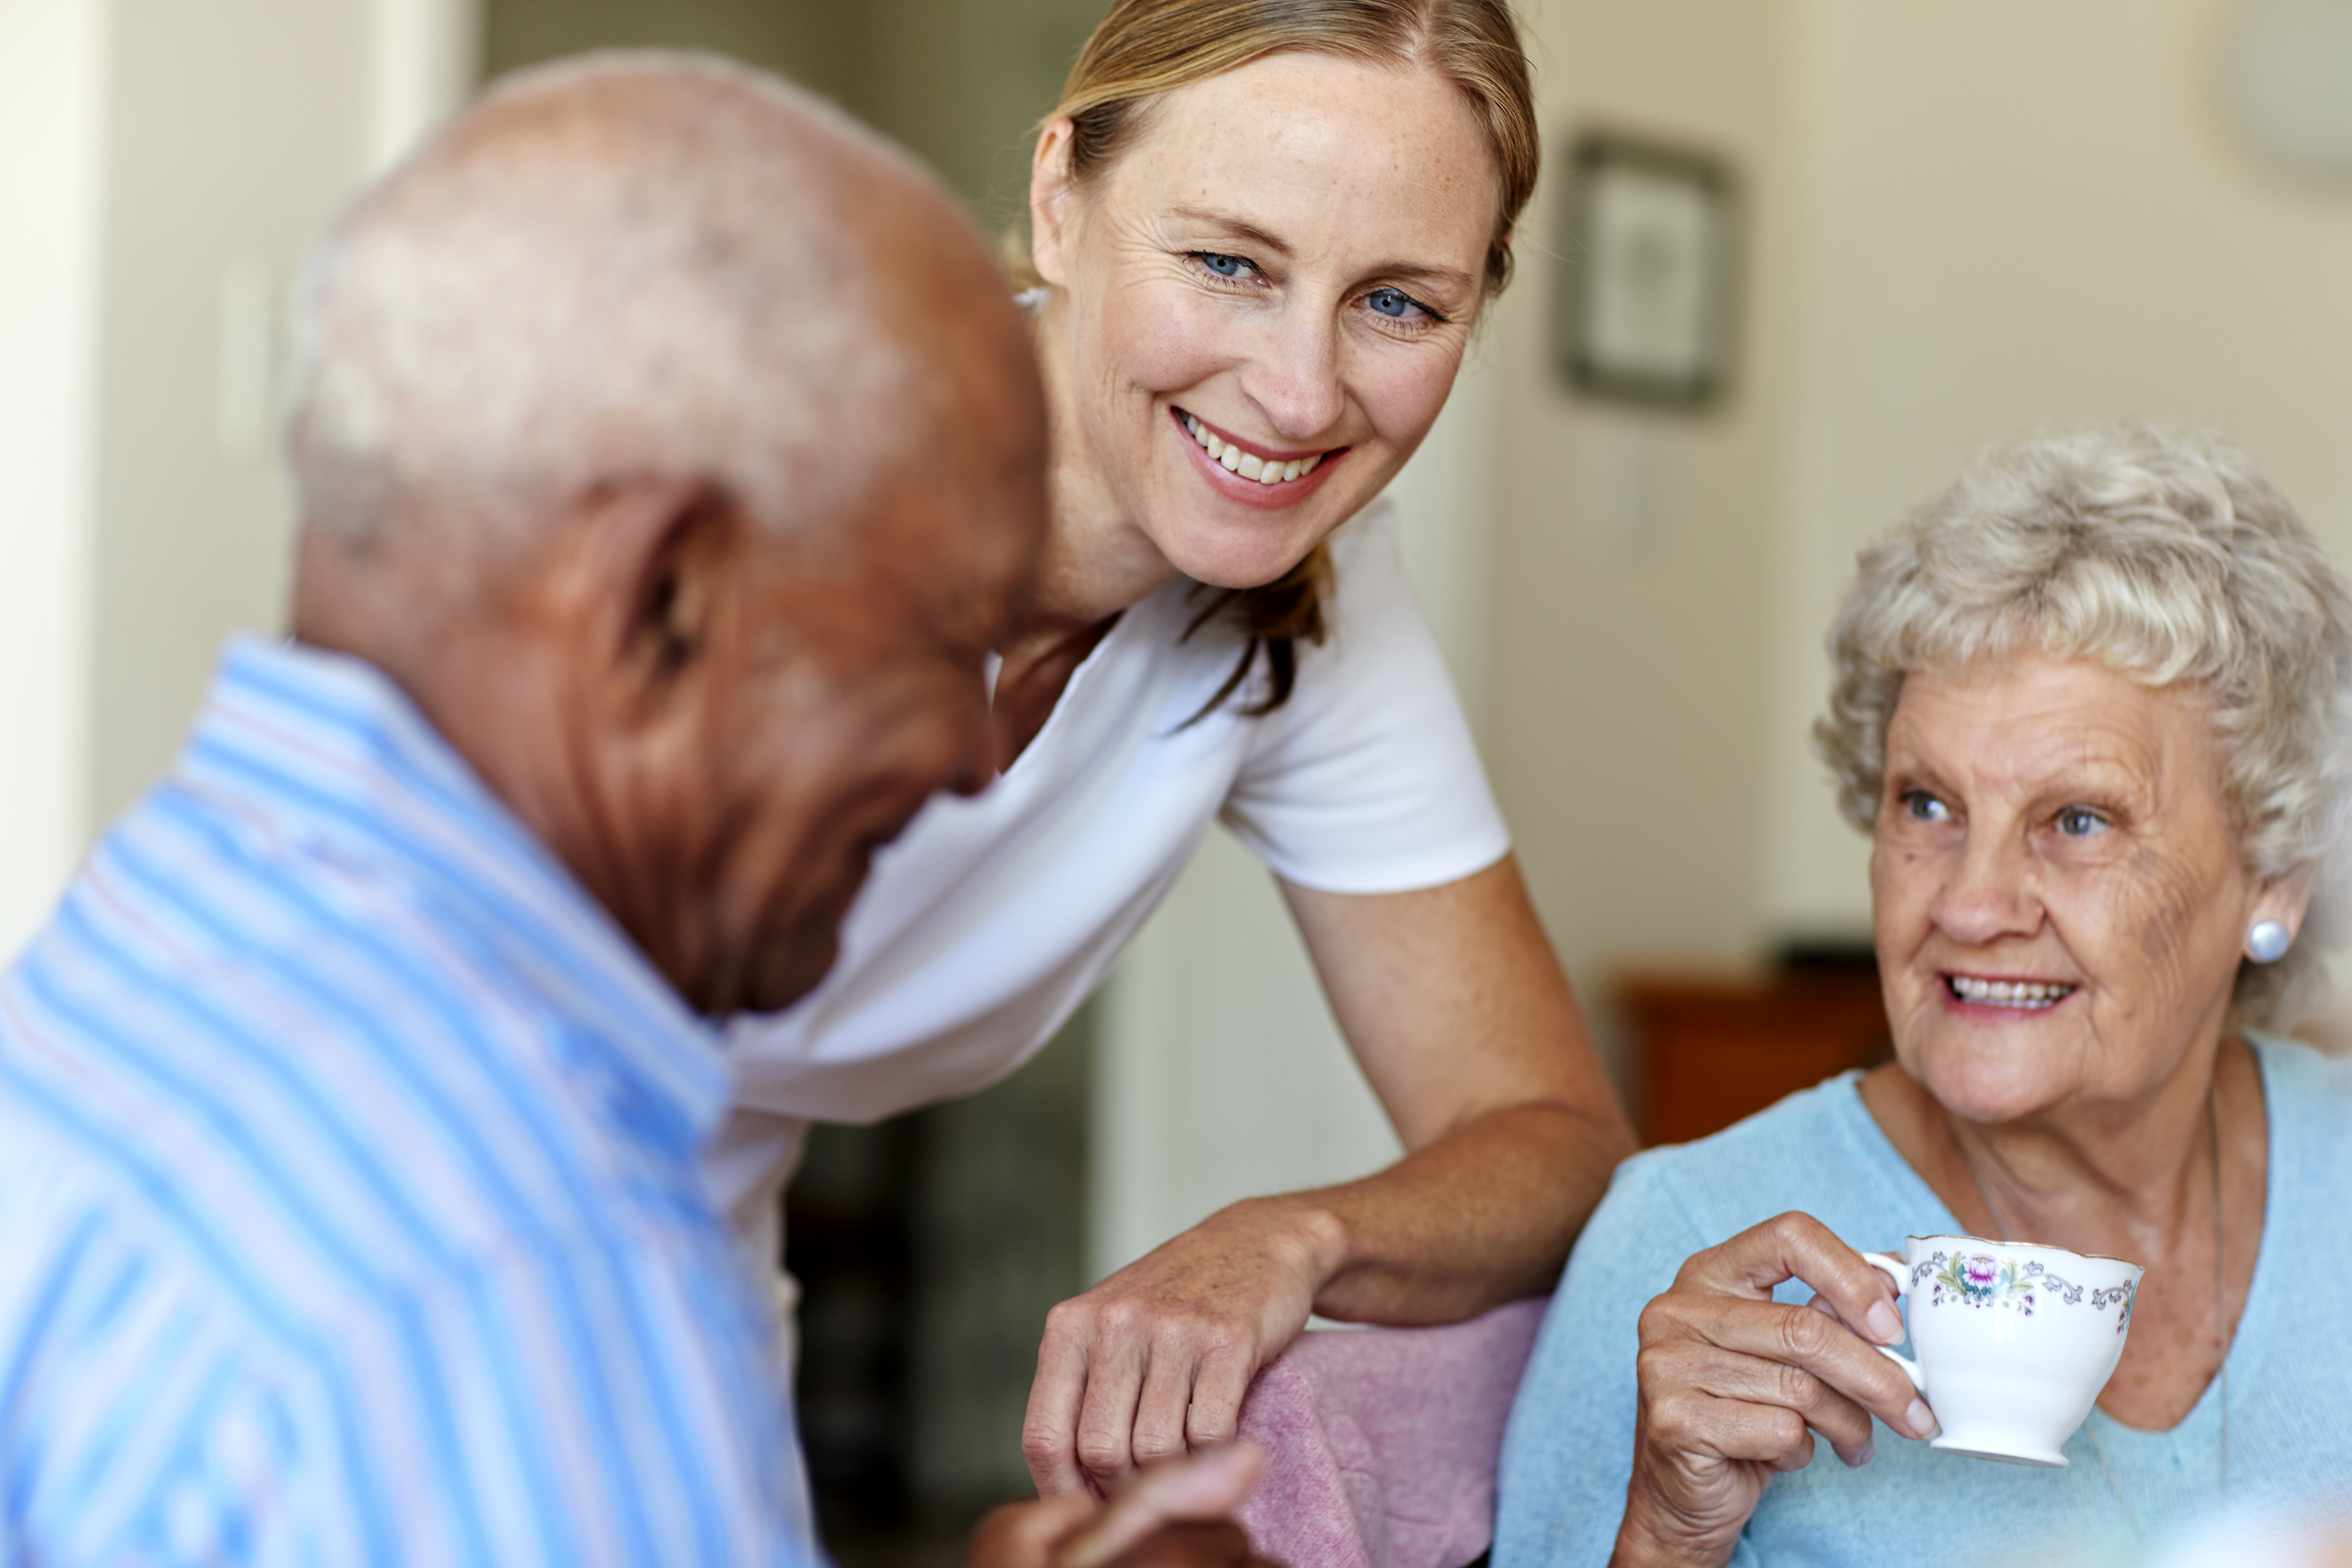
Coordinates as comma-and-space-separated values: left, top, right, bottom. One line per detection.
1617, 1212, 1939, 1568
1617, 1212, 2146, 1568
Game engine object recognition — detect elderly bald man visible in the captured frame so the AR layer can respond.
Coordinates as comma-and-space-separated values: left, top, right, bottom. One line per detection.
0, 54, 1268, 1568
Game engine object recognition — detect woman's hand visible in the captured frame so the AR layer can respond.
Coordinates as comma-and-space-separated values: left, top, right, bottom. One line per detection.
1614, 1212, 1937, 1568
1023, 1199, 1332, 1497
1027, 858, 1635, 1499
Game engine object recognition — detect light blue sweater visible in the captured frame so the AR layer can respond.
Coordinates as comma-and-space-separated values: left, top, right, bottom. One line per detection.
1494, 1038, 2352, 1568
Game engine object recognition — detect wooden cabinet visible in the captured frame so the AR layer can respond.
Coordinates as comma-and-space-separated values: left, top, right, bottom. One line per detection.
1616, 965, 1893, 1146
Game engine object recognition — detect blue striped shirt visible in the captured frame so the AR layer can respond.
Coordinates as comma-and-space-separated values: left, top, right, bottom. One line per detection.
0, 638, 812, 1566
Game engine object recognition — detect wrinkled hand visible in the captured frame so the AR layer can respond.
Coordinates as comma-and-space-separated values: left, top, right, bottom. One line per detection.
964, 1443, 1275, 1568
1023, 1200, 1332, 1497
1614, 1213, 1936, 1568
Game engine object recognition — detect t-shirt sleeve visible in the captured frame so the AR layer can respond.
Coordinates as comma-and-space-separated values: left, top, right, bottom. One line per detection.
1493, 1154, 1716, 1568
1218, 500, 1511, 893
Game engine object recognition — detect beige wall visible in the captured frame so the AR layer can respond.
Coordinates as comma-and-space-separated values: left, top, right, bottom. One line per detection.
482, 0, 1101, 224
86, 0, 380, 827
1758, 0, 2352, 935
0, 0, 472, 908
0, 0, 105, 956
484, 0, 859, 108
0, 0, 412, 947
1483, 0, 1797, 1087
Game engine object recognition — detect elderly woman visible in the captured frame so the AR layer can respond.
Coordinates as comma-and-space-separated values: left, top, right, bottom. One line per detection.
1493, 427, 2352, 1565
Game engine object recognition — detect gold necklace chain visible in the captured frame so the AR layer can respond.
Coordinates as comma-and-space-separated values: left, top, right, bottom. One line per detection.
1952, 1080, 2229, 1534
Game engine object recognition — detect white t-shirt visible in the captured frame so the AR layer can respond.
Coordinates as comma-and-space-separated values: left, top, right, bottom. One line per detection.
706, 497, 1510, 1220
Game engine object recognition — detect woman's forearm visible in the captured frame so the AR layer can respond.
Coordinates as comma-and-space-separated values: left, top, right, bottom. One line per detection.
1261, 1098, 1627, 1323
1278, 857, 1637, 1319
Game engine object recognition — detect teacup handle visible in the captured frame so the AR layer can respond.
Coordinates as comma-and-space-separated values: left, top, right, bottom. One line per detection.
1860, 1252, 1928, 1396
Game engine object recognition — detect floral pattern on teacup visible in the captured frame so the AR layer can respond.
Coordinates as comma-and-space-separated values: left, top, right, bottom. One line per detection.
1907, 1250, 2136, 1333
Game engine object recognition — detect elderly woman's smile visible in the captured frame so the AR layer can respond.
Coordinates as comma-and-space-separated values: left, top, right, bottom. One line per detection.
1940, 977, 2073, 1008
1873, 657, 2263, 1123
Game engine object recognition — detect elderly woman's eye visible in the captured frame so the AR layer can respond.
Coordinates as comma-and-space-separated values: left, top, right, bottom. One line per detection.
1194, 252, 1254, 280
2056, 807, 2110, 837
1900, 790, 1951, 822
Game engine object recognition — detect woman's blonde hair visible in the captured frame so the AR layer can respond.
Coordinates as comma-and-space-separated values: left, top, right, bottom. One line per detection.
1027, 0, 1538, 718
1815, 425, 2352, 1030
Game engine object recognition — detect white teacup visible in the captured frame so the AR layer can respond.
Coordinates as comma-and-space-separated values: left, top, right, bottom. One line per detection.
1860, 1234, 2143, 1467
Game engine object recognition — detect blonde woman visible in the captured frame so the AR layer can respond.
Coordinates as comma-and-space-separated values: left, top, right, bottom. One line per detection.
717, 0, 1636, 1496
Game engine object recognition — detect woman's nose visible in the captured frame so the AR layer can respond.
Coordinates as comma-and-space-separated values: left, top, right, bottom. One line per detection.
1238, 311, 1344, 440
1927, 831, 2044, 946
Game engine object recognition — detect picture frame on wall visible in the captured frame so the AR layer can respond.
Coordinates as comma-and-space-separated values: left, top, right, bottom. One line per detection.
1555, 131, 1740, 411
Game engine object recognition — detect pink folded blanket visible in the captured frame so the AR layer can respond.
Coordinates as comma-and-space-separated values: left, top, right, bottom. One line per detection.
1235, 1299, 1548, 1568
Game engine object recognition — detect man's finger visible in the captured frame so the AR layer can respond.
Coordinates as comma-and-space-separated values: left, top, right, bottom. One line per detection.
966, 1496, 1099, 1568
1094, 1521, 1256, 1568
1057, 1443, 1265, 1568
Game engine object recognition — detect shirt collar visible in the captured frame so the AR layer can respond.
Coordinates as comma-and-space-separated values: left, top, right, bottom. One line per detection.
175, 636, 735, 1149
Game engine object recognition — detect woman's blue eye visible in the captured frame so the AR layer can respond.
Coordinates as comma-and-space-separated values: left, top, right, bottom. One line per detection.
1902, 791, 1950, 822
2057, 808, 2108, 838
1365, 287, 1423, 319
1199, 252, 1248, 278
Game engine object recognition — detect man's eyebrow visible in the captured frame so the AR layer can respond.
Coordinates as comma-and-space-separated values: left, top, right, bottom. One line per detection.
1167, 205, 1478, 294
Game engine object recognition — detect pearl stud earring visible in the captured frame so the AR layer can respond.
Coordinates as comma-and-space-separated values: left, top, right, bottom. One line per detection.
2248, 919, 2293, 964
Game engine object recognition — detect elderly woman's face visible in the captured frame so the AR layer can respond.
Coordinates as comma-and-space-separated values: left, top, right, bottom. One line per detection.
1032, 50, 1496, 589
1870, 655, 2268, 1122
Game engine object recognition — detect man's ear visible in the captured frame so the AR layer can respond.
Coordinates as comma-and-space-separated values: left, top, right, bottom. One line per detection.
1029, 118, 1078, 287
555, 476, 748, 713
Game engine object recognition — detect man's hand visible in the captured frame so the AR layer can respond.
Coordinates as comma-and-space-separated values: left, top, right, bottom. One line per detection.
1022, 1201, 1329, 1497
964, 1443, 1275, 1568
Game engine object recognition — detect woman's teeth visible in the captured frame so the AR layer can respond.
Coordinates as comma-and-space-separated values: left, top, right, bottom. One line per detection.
1184, 412, 1323, 485
1947, 976, 2075, 1009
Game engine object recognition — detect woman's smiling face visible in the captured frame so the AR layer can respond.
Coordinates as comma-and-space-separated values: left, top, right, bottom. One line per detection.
1029, 49, 1498, 589
1870, 655, 2305, 1124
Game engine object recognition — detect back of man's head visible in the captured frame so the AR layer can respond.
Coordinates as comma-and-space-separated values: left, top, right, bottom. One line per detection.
292, 53, 951, 550
283, 54, 1046, 1015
